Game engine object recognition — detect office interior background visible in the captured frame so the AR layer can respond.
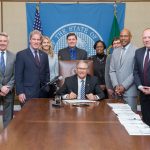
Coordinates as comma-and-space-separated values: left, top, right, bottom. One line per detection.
0, 0, 150, 53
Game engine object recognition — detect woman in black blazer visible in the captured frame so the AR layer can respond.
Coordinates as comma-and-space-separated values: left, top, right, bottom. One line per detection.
89, 40, 107, 98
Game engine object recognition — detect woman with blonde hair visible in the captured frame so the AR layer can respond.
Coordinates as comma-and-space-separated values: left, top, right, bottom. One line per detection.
41, 36, 58, 81
41, 36, 58, 97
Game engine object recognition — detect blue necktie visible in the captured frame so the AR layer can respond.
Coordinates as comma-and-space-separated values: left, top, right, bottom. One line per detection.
80, 80, 85, 99
70, 48, 77, 60
0, 51, 5, 75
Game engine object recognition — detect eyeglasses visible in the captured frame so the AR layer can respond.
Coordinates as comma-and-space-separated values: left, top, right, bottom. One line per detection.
77, 67, 88, 70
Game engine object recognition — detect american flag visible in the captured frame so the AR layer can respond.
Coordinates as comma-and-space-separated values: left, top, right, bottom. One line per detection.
33, 3, 43, 33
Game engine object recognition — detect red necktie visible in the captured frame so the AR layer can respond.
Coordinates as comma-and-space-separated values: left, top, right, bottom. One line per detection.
34, 50, 40, 66
143, 49, 150, 85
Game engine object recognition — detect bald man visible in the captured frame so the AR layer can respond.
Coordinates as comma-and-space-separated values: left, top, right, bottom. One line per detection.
110, 29, 138, 112
134, 28, 150, 126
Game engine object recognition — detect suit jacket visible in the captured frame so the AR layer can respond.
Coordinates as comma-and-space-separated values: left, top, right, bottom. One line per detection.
0, 50, 15, 99
109, 43, 137, 97
57, 74, 105, 99
105, 54, 113, 90
15, 48, 50, 98
89, 54, 107, 85
58, 47, 87, 60
134, 47, 150, 87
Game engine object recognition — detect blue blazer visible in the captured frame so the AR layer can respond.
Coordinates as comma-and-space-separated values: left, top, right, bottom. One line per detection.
134, 47, 150, 87
15, 48, 50, 98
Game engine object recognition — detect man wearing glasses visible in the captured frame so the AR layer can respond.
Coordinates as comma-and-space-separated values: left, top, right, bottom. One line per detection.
57, 60, 104, 100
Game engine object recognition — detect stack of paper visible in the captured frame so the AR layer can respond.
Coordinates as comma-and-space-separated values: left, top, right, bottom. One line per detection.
108, 103, 150, 135
63, 99, 96, 104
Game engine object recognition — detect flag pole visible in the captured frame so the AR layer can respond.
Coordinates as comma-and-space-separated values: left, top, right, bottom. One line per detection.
1, 0, 3, 32
107, 1, 120, 55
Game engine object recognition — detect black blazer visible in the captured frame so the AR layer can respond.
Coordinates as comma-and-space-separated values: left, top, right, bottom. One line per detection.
15, 48, 50, 98
134, 47, 150, 87
58, 47, 87, 60
57, 74, 105, 99
89, 54, 107, 85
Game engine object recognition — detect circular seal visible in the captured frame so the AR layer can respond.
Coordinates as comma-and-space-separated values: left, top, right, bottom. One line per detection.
50, 23, 103, 56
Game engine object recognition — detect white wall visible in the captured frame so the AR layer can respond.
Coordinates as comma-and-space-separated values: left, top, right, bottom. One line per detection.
1, 2, 150, 52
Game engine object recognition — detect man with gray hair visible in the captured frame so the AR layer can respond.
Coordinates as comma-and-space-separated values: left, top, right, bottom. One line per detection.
15, 30, 50, 106
0, 32, 15, 127
57, 60, 104, 100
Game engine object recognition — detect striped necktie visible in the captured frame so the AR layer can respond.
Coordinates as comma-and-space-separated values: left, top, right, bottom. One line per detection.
80, 80, 85, 99
0, 51, 5, 75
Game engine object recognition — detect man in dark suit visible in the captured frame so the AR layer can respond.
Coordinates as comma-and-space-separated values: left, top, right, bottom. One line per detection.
57, 61, 104, 100
15, 30, 50, 105
58, 32, 87, 60
0, 32, 15, 127
134, 28, 150, 126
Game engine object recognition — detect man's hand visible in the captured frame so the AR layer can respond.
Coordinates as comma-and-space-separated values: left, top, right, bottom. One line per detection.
18, 93, 26, 103
0, 91, 6, 96
0, 85, 10, 96
140, 86, 150, 95
67, 92, 77, 99
86, 93, 97, 100
115, 85, 125, 96
118, 85, 125, 94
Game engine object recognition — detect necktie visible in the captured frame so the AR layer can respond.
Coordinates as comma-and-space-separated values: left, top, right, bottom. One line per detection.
120, 47, 125, 65
34, 50, 40, 66
0, 51, 5, 75
70, 48, 76, 60
80, 80, 85, 99
143, 49, 150, 85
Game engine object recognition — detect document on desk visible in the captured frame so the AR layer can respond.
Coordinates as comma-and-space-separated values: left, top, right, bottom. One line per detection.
63, 99, 96, 104
107, 102, 150, 135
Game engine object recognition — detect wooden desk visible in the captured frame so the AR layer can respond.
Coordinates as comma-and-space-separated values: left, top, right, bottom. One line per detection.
0, 99, 150, 150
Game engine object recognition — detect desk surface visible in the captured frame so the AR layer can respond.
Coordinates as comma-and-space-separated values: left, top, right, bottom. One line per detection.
0, 99, 150, 150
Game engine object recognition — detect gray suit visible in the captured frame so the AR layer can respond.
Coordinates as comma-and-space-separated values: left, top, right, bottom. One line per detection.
109, 43, 138, 111
0, 50, 15, 127
105, 54, 113, 90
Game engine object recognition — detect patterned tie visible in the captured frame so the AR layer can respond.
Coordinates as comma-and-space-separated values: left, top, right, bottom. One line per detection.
34, 50, 40, 66
0, 51, 5, 76
70, 48, 76, 60
80, 80, 85, 99
143, 49, 150, 85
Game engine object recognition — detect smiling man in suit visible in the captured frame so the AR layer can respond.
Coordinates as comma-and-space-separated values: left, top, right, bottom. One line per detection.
0, 32, 15, 127
134, 28, 150, 126
15, 30, 50, 105
110, 29, 138, 112
57, 60, 104, 100
58, 32, 87, 60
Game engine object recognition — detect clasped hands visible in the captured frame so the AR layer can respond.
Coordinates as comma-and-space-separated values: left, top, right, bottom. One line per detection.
0, 85, 10, 96
66, 91, 97, 100
115, 85, 125, 96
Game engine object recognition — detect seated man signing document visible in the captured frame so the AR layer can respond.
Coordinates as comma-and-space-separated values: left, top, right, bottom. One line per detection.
57, 61, 105, 100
